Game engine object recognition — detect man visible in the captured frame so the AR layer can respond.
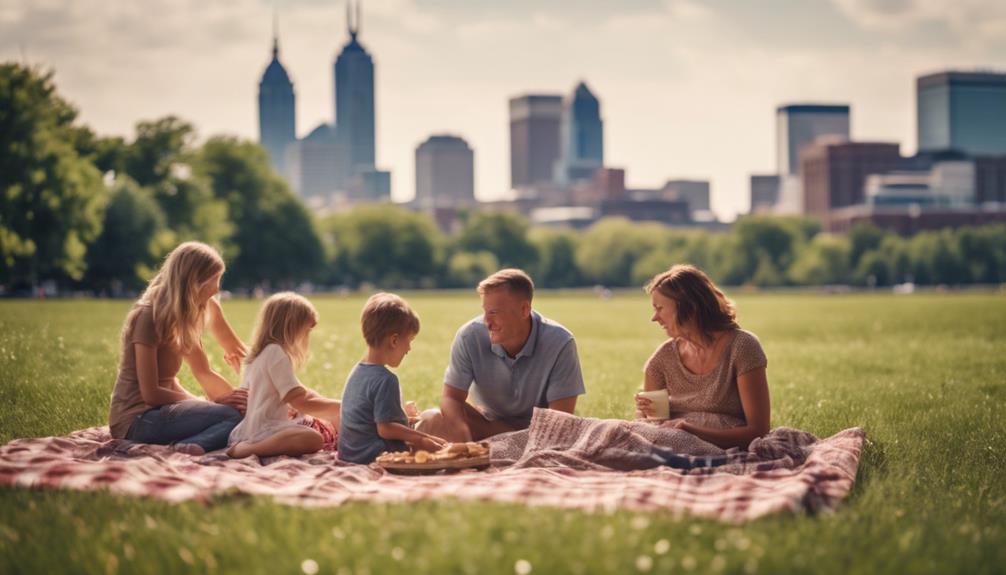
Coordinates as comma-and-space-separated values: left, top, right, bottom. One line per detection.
417, 269, 586, 441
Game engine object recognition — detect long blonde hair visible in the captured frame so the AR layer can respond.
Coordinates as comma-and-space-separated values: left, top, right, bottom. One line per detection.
126, 242, 225, 353
248, 292, 319, 368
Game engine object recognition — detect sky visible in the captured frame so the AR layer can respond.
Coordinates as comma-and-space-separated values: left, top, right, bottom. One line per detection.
2, 0, 1004, 220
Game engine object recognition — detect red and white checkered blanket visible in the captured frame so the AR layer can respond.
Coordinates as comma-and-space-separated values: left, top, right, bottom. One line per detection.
0, 409, 864, 523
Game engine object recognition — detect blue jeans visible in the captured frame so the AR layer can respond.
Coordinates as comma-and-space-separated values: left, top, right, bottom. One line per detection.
126, 400, 242, 452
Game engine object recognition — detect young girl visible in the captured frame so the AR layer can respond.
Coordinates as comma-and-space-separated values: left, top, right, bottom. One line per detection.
227, 292, 341, 458
109, 242, 248, 455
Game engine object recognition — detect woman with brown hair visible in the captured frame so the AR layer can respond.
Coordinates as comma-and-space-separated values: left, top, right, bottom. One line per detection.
635, 264, 770, 449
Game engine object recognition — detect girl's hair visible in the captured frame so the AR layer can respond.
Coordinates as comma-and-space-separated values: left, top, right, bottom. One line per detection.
248, 292, 319, 368
645, 264, 739, 341
126, 242, 225, 354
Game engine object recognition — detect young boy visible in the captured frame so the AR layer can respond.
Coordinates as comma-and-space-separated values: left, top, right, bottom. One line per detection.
338, 293, 447, 464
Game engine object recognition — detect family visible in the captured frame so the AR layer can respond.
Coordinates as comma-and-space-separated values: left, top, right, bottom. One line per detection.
108, 241, 770, 465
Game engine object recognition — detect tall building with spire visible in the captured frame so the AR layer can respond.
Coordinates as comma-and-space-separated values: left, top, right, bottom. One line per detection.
333, 0, 376, 186
556, 81, 603, 184
257, 17, 296, 177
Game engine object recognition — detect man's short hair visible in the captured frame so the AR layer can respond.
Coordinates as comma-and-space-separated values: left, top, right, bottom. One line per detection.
361, 292, 420, 347
477, 268, 534, 302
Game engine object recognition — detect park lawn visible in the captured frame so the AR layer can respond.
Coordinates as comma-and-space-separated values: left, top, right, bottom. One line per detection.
1, 292, 1004, 574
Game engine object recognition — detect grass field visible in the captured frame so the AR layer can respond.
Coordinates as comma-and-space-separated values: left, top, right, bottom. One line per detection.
1, 291, 1004, 574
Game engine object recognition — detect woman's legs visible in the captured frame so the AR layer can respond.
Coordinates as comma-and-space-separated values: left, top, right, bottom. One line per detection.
227, 427, 324, 458
126, 400, 242, 452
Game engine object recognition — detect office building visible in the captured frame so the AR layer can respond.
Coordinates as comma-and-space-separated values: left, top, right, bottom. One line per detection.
917, 71, 1006, 156
510, 94, 562, 188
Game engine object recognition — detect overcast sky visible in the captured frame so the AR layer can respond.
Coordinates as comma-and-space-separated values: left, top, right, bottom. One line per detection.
3, 0, 1004, 220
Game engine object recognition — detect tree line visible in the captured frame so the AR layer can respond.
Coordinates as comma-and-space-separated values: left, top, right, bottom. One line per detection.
3, 63, 1005, 295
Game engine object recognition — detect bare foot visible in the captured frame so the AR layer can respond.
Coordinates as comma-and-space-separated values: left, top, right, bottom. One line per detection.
172, 443, 205, 456
226, 441, 251, 458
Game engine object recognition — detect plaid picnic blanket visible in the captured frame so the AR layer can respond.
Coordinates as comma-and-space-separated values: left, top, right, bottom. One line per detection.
0, 409, 865, 523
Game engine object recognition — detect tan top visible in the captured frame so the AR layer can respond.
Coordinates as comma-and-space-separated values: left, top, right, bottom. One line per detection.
108, 305, 184, 438
643, 329, 767, 429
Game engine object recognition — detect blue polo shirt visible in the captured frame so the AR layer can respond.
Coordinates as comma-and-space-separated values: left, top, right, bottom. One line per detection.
443, 310, 586, 428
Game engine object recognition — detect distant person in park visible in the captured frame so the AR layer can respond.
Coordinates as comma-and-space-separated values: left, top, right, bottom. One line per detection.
416, 269, 586, 442
227, 293, 341, 458
338, 293, 446, 464
108, 242, 249, 454
635, 264, 770, 449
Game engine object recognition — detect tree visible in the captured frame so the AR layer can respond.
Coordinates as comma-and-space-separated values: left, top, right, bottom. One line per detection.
849, 221, 885, 270
455, 212, 538, 271
324, 204, 442, 288
529, 228, 582, 288
197, 137, 324, 289
576, 218, 665, 286
0, 64, 106, 287
787, 234, 852, 285
84, 177, 171, 294
447, 251, 499, 288
121, 117, 231, 247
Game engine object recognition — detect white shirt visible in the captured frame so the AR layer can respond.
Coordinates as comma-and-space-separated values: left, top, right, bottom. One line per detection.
228, 344, 305, 445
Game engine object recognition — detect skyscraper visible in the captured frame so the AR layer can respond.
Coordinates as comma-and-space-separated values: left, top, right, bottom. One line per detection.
556, 82, 603, 184
777, 104, 851, 176
333, 0, 375, 185
258, 18, 296, 177
415, 135, 475, 207
801, 141, 902, 218
510, 94, 562, 189
917, 71, 1006, 156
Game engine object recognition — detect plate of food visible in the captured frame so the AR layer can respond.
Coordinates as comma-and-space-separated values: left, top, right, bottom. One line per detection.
376, 441, 491, 474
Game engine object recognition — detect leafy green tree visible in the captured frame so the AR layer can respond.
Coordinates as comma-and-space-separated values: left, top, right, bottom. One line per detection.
956, 225, 1006, 284
576, 218, 665, 286
455, 212, 538, 271
529, 228, 582, 288
848, 221, 885, 271
447, 251, 498, 288
197, 137, 324, 289
84, 177, 171, 293
0, 64, 106, 286
324, 204, 442, 288
116, 117, 232, 247
787, 234, 852, 285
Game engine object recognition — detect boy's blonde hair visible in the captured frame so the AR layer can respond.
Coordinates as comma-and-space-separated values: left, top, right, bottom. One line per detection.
361, 292, 420, 347
248, 292, 319, 368
128, 241, 225, 354
477, 268, 534, 302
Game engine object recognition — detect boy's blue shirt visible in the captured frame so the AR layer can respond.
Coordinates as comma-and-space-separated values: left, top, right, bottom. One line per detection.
338, 362, 408, 464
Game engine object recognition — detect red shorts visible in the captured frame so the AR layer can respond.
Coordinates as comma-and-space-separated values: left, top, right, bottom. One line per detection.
300, 416, 338, 452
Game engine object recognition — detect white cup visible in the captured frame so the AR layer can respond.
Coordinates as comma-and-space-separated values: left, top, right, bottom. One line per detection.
636, 389, 670, 420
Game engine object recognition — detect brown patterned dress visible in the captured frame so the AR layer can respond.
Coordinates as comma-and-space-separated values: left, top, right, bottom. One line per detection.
643, 329, 767, 429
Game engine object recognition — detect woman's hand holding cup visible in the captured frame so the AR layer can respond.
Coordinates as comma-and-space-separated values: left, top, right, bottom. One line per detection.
635, 389, 670, 421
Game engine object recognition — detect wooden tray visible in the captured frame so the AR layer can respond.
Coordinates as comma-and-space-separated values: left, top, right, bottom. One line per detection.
377, 453, 491, 475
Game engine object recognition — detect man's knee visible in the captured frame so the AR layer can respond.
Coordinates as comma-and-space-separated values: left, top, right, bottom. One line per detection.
415, 409, 446, 436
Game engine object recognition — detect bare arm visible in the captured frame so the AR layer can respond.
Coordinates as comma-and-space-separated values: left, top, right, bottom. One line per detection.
206, 297, 247, 374
670, 368, 771, 450
548, 396, 578, 414
135, 343, 191, 406
376, 421, 446, 452
182, 345, 247, 414
439, 385, 473, 442
283, 387, 341, 423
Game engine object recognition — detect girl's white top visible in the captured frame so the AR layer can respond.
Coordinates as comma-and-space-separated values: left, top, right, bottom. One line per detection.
228, 343, 305, 445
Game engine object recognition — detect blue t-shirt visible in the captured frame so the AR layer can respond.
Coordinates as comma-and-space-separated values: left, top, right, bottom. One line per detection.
338, 363, 408, 464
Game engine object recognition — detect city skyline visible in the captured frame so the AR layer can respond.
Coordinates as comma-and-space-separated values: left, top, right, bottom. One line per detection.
2, 0, 1004, 220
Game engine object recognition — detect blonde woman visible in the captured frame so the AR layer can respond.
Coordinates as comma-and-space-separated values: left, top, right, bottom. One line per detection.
109, 242, 248, 454
226, 292, 341, 459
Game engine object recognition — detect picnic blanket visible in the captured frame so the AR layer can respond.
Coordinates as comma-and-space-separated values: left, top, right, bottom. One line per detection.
0, 409, 865, 523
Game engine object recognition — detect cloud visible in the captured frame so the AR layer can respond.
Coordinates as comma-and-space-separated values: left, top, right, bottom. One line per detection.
832, 0, 1006, 46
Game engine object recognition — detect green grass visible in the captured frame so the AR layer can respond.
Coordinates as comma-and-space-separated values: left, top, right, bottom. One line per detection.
1, 292, 1004, 574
